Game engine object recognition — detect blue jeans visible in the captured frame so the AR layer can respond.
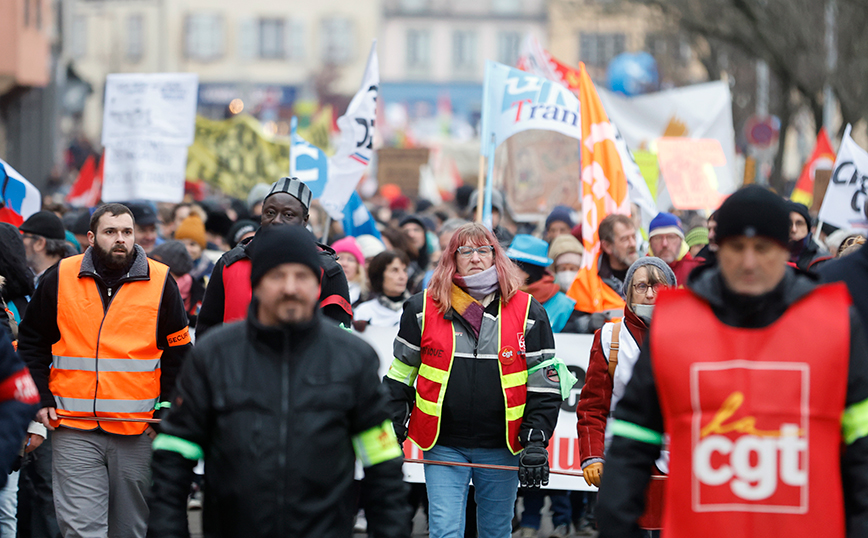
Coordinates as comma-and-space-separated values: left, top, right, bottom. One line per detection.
0, 470, 18, 538
424, 445, 519, 538
521, 489, 572, 529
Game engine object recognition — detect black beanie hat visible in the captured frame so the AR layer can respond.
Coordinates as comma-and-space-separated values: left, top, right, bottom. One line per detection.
716, 185, 789, 247
249, 225, 322, 287
786, 201, 812, 228
19, 210, 66, 240
149, 240, 194, 276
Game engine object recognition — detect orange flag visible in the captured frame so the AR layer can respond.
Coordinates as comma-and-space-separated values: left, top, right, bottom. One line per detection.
567, 63, 631, 314
791, 127, 835, 208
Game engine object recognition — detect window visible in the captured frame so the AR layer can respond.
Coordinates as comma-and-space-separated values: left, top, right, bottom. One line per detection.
259, 18, 285, 59
36, 0, 42, 30
497, 32, 522, 66
71, 15, 87, 58
23, 0, 30, 26
406, 29, 430, 70
453, 31, 477, 71
400, 0, 428, 12
491, 0, 520, 14
286, 20, 305, 60
127, 15, 144, 62
320, 18, 353, 64
185, 14, 224, 62
580, 32, 625, 67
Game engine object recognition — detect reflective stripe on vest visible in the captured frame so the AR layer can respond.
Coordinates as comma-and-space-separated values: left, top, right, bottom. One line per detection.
223, 258, 252, 323
408, 290, 532, 454
651, 284, 850, 538
49, 255, 168, 435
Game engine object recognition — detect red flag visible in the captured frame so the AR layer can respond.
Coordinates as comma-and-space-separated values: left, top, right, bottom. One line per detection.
791, 128, 835, 207
67, 154, 102, 208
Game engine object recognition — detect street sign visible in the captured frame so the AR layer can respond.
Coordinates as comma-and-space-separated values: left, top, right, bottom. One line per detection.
744, 115, 780, 148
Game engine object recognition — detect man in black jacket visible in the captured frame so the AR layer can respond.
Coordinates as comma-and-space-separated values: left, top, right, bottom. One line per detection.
596, 186, 868, 538
196, 177, 352, 336
148, 224, 409, 538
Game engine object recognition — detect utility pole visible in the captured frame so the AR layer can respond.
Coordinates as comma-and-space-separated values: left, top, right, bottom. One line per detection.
823, 0, 837, 135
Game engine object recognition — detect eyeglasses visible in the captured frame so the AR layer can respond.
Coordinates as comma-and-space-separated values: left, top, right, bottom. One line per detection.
456, 245, 494, 258
633, 282, 665, 295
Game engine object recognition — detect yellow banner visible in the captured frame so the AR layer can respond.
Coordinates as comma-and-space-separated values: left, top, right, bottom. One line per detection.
186, 115, 290, 198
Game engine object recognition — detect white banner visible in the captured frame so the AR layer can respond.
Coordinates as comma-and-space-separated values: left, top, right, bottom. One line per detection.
357, 326, 596, 491
480, 60, 582, 154
598, 81, 738, 195
102, 73, 199, 147
101, 141, 188, 203
319, 42, 379, 220
818, 125, 868, 231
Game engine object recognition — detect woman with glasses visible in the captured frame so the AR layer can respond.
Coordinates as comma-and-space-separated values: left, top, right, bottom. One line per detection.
575, 257, 676, 534
383, 222, 562, 538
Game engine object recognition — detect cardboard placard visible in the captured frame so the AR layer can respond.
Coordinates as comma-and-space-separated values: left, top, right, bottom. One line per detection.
657, 137, 727, 210
376, 148, 430, 198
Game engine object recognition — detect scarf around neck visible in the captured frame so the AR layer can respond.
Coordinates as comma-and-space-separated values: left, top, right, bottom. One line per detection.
450, 266, 500, 339
452, 265, 499, 301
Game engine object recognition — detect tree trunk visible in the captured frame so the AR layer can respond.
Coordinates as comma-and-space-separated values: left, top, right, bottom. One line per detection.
769, 86, 793, 194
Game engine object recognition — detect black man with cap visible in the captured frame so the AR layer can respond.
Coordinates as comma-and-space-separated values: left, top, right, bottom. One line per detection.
196, 177, 352, 335
596, 186, 868, 538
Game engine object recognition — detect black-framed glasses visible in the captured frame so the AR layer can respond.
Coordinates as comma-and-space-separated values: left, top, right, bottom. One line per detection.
633, 282, 665, 295
456, 245, 494, 258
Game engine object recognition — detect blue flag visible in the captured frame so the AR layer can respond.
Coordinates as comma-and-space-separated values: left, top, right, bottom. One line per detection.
289, 117, 329, 200
341, 192, 382, 240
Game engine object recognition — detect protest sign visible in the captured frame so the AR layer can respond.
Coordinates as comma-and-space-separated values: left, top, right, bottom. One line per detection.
102, 141, 189, 203
102, 73, 199, 147
599, 82, 737, 194
818, 125, 868, 231
186, 115, 289, 199
656, 138, 726, 210
357, 325, 597, 491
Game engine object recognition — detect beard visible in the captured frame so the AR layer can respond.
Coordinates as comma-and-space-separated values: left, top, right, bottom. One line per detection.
94, 241, 135, 271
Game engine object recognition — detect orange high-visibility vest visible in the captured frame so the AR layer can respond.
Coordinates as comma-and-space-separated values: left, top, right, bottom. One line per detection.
49, 254, 168, 435
408, 290, 532, 455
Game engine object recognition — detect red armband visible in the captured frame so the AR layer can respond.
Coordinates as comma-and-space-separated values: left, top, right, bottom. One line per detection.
0, 368, 40, 404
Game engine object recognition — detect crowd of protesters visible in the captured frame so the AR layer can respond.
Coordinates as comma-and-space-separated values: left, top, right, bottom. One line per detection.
0, 173, 867, 538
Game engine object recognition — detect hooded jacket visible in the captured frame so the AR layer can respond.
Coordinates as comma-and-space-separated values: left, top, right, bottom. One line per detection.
595, 264, 868, 538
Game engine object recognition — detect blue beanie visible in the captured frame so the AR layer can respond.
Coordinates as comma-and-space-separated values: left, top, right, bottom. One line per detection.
545, 205, 575, 232
649, 212, 683, 239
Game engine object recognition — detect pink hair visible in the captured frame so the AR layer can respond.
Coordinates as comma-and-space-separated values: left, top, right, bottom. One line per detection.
427, 222, 524, 313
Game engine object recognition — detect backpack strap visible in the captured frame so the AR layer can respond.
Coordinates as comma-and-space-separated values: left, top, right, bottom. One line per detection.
607, 320, 622, 378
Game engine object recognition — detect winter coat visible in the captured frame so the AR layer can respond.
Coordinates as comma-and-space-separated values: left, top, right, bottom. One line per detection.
148, 303, 410, 538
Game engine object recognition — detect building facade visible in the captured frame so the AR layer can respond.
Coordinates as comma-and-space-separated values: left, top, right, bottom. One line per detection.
63, 0, 382, 142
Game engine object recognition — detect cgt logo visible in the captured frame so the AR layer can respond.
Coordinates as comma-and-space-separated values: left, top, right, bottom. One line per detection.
690, 363, 808, 513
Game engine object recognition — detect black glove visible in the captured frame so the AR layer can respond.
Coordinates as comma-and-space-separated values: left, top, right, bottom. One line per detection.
518, 441, 549, 488
588, 312, 608, 332
393, 421, 408, 444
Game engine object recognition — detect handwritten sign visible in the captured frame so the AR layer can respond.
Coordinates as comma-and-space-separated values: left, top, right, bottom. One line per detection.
656, 138, 726, 210
102, 73, 199, 147
102, 141, 188, 203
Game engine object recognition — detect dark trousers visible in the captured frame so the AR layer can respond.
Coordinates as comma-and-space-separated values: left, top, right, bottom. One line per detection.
16, 433, 61, 538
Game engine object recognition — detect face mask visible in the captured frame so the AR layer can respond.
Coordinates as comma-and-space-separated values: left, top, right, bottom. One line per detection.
632, 304, 655, 319
555, 270, 578, 292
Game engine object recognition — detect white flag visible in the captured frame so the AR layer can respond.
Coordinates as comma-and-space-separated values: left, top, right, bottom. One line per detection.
319, 41, 379, 220
818, 124, 868, 231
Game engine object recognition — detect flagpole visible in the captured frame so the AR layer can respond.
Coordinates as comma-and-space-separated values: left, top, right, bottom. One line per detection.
475, 155, 485, 223
321, 216, 332, 244
482, 135, 496, 230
